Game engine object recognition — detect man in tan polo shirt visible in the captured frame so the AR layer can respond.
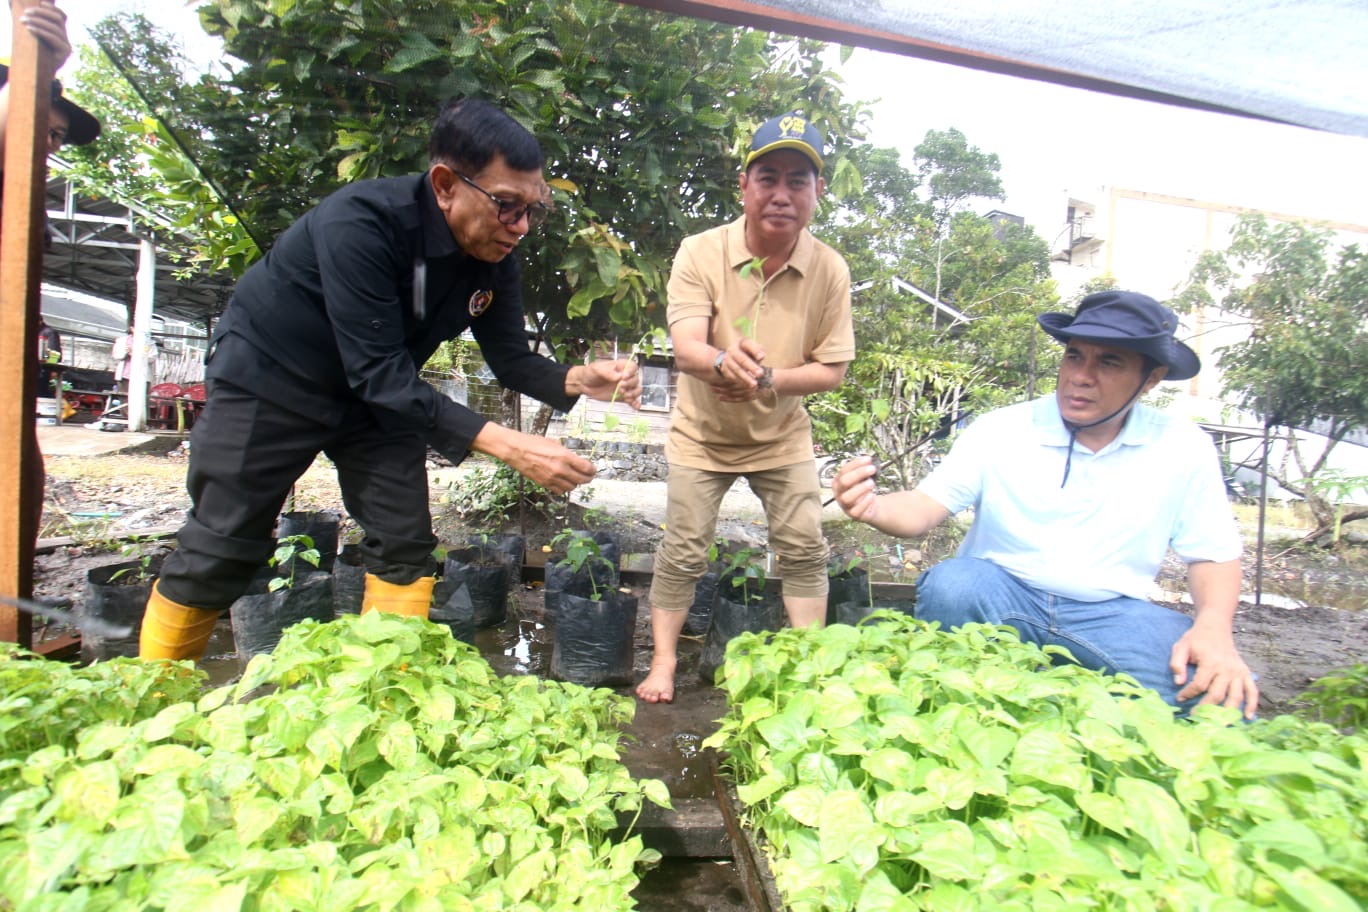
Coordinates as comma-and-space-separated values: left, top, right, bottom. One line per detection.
637, 112, 855, 702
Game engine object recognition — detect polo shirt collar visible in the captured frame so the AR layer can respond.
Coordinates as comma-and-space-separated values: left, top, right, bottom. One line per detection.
1031, 394, 1158, 451
728, 216, 815, 275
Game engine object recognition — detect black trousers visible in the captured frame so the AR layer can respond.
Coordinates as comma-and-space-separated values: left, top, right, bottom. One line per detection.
157, 380, 438, 610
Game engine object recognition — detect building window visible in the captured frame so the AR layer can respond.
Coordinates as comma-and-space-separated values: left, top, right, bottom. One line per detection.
641, 364, 670, 411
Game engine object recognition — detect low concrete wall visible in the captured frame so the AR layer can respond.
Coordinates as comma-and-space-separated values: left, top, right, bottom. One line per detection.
563, 437, 667, 481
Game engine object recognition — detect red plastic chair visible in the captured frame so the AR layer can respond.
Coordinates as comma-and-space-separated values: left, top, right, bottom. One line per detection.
148, 382, 183, 429
179, 382, 207, 429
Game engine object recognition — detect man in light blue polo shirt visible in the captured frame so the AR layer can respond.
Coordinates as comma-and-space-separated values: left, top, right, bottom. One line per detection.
831, 291, 1258, 719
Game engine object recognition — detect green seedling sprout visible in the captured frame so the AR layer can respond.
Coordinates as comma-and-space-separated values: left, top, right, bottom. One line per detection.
735, 256, 767, 339
106, 536, 158, 584
269, 534, 320, 592
552, 529, 615, 601
720, 545, 767, 605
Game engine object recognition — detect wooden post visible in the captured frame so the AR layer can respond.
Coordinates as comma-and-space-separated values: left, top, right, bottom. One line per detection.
0, 0, 57, 647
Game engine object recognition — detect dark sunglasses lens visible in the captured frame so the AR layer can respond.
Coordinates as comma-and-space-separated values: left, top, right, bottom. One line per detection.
502, 203, 549, 229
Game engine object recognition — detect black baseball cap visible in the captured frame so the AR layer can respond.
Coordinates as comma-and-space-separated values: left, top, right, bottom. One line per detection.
0, 61, 101, 146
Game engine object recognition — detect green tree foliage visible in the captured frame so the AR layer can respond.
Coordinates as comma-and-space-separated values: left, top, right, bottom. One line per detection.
61, 14, 260, 277
910, 127, 1004, 303
809, 130, 1056, 488
1177, 214, 1368, 541
98, 0, 866, 358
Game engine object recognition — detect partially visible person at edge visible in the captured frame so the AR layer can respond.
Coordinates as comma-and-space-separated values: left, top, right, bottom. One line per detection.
0, 1, 101, 544
0, 2, 102, 176
138, 98, 641, 662
36, 315, 60, 397
110, 323, 153, 393
636, 111, 855, 703
831, 291, 1258, 719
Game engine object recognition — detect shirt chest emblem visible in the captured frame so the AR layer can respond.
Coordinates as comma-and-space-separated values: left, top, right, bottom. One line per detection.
468, 289, 494, 317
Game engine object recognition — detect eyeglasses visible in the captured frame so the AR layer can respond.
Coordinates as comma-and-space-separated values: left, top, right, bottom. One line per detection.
455, 172, 550, 230
47, 127, 67, 148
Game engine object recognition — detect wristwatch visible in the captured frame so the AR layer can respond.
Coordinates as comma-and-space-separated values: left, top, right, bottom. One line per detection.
713, 350, 726, 376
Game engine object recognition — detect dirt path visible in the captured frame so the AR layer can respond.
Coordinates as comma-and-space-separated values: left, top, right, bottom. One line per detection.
33, 448, 1368, 720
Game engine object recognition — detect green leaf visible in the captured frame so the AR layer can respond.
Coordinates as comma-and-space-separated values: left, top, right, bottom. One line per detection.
386, 32, 444, 73
134, 744, 206, 777
166, 880, 250, 912
377, 720, 419, 770
862, 747, 916, 788
818, 790, 882, 869
567, 279, 610, 319
776, 785, 826, 827
1075, 790, 1131, 836
814, 680, 865, 729
923, 764, 978, 811
1241, 819, 1329, 867
910, 820, 979, 881
1220, 750, 1318, 781
755, 704, 816, 753
504, 847, 553, 902
957, 724, 1017, 771
554, 764, 590, 801
1262, 860, 1361, 912
1009, 730, 1089, 792
737, 772, 787, 806
143, 702, 198, 743
233, 795, 284, 844
53, 760, 121, 824
1196, 828, 1246, 897
593, 246, 623, 288
873, 789, 944, 827
641, 778, 672, 809
1114, 778, 1191, 858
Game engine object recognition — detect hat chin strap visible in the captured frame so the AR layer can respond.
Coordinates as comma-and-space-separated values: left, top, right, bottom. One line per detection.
1059, 374, 1150, 488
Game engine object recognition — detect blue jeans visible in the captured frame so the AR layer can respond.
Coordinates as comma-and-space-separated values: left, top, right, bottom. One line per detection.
915, 557, 1200, 712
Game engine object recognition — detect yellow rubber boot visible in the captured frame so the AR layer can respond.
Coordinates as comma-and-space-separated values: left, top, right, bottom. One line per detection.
139, 582, 222, 661
361, 574, 434, 619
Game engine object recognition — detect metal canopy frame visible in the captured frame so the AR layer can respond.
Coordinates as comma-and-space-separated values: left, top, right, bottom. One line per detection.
42, 166, 234, 327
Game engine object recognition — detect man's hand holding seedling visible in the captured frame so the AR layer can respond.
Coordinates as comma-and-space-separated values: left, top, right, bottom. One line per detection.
710, 337, 770, 402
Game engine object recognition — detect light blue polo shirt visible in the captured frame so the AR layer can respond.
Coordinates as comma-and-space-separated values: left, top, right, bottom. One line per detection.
918, 395, 1242, 602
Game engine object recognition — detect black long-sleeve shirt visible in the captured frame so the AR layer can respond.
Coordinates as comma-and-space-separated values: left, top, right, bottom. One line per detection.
205, 172, 574, 464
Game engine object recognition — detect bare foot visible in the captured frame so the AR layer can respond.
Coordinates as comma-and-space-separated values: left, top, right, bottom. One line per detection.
635, 658, 677, 703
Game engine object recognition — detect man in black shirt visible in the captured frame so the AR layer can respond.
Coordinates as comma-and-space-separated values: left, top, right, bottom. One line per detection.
141, 98, 640, 660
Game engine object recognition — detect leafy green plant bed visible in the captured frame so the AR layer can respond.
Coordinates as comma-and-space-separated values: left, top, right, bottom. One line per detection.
0, 613, 669, 909
705, 614, 1367, 911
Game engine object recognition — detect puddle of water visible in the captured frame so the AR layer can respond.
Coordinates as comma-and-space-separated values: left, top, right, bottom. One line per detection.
1157, 582, 1366, 612
475, 615, 552, 677
200, 618, 244, 688
618, 729, 714, 800
1256, 579, 1367, 612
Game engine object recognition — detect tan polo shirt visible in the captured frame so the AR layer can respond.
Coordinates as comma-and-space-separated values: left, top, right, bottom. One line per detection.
666, 216, 855, 472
